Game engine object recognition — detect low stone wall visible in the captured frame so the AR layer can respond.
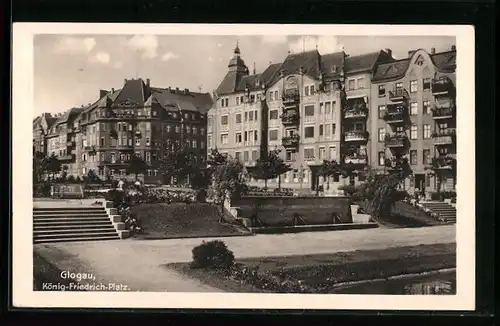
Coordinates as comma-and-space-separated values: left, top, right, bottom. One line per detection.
231, 196, 353, 227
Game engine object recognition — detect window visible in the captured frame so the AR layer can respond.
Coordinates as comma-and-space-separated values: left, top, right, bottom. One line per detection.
378, 152, 385, 166
378, 128, 386, 142
254, 130, 258, 141
378, 85, 386, 97
269, 91, 274, 101
269, 129, 278, 141
235, 152, 241, 160
319, 147, 325, 160
146, 137, 151, 146
235, 132, 242, 143
221, 134, 228, 144
234, 113, 241, 124
100, 137, 105, 146
325, 102, 331, 114
423, 100, 431, 115
200, 128, 205, 135
221, 115, 228, 125
274, 91, 278, 99
423, 149, 431, 165
304, 148, 315, 160
244, 131, 248, 142
243, 151, 249, 162
249, 111, 254, 121
410, 80, 418, 93
192, 127, 197, 135
225, 98, 229, 107
192, 140, 197, 148
324, 124, 331, 137
304, 105, 315, 116
236, 97, 240, 105
410, 125, 418, 140
146, 152, 151, 162
410, 150, 417, 165
348, 80, 356, 90
319, 124, 324, 136
285, 151, 294, 161
378, 105, 386, 119
244, 112, 248, 122
329, 146, 336, 160
332, 123, 336, 136
304, 86, 310, 96
357, 78, 365, 89
250, 94, 255, 102
135, 138, 141, 146
395, 82, 403, 90
423, 124, 431, 139
423, 78, 431, 90
269, 110, 278, 120
186, 125, 191, 134
409, 102, 418, 115
175, 126, 180, 133
252, 150, 258, 161
254, 110, 258, 120
304, 126, 315, 138
152, 110, 157, 117
166, 125, 171, 132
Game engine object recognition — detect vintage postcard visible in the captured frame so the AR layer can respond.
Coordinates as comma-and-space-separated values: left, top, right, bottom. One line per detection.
12, 23, 475, 310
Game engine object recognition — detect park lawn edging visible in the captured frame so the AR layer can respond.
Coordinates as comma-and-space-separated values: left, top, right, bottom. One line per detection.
166, 243, 456, 293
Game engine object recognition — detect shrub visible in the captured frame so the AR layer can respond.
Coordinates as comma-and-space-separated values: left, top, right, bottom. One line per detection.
34, 183, 51, 197
67, 175, 76, 183
190, 240, 235, 270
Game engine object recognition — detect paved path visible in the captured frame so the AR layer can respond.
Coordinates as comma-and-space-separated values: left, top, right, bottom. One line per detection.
34, 224, 455, 292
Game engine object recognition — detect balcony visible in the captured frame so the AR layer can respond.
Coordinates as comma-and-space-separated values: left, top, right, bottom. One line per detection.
344, 155, 367, 165
100, 160, 131, 167
431, 155, 456, 170
431, 77, 454, 96
111, 111, 136, 119
344, 130, 368, 142
388, 88, 409, 102
280, 109, 300, 126
432, 128, 456, 145
282, 134, 300, 149
57, 154, 74, 161
383, 105, 407, 124
84, 145, 97, 153
384, 132, 408, 148
432, 106, 455, 120
282, 89, 300, 105
344, 100, 367, 119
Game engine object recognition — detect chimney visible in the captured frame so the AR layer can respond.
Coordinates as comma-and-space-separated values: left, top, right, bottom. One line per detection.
431, 47, 436, 54
253, 62, 256, 75
175, 87, 179, 93
385, 48, 392, 57
184, 88, 189, 95
111, 88, 115, 92
408, 50, 416, 58
146, 78, 150, 86
451, 45, 456, 51
99, 89, 108, 98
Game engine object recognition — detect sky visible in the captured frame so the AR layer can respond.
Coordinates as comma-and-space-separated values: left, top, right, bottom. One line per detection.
34, 34, 455, 116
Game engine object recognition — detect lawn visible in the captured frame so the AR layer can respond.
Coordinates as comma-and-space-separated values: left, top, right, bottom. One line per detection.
132, 203, 253, 240
167, 243, 456, 293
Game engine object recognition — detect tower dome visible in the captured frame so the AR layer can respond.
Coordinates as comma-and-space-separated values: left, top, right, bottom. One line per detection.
228, 41, 247, 73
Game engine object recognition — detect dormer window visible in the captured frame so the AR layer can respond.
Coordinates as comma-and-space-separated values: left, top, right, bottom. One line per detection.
331, 65, 337, 73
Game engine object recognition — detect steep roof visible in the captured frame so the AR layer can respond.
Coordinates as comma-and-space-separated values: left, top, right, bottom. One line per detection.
113, 79, 151, 106
150, 88, 213, 114
53, 107, 84, 125
372, 49, 456, 82
321, 51, 345, 79
344, 51, 383, 74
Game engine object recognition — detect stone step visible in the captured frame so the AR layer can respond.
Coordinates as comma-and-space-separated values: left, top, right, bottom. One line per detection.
33, 213, 109, 218
34, 223, 113, 229
34, 217, 111, 223
34, 231, 119, 240
34, 235, 120, 244
33, 207, 105, 212
34, 227, 117, 236
33, 209, 107, 215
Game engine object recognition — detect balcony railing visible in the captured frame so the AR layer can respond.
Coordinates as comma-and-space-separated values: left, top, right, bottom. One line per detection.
280, 110, 300, 126
57, 154, 75, 161
344, 130, 368, 142
344, 104, 368, 119
383, 108, 406, 124
432, 106, 455, 119
384, 132, 408, 148
388, 88, 409, 102
282, 89, 300, 104
432, 128, 456, 145
431, 77, 454, 95
282, 135, 300, 148
430, 155, 456, 170
102, 160, 131, 166
344, 155, 367, 165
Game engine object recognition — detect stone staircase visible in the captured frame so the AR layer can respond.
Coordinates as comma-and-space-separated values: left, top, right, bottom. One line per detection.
33, 206, 122, 244
419, 201, 456, 223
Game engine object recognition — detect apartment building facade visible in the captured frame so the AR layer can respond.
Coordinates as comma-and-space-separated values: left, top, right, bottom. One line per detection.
369, 46, 457, 193
208, 45, 395, 190
37, 78, 213, 184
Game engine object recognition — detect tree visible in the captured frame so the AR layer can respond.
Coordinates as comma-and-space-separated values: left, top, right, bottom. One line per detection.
318, 159, 340, 190
157, 141, 195, 186
424, 156, 456, 193
251, 149, 291, 190
33, 151, 49, 183
45, 153, 62, 180
127, 154, 149, 180
369, 156, 412, 220
211, 158, 247, 221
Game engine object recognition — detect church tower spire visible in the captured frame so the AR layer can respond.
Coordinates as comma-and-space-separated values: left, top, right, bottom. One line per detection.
228, 41, 248, 74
